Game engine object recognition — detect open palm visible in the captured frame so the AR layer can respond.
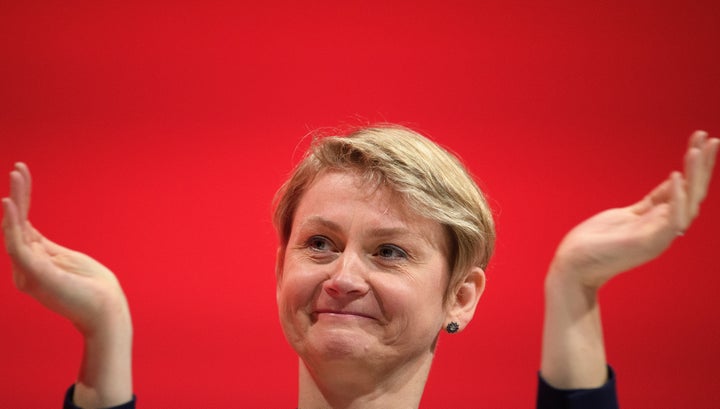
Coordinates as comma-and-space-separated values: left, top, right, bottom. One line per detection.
552, 131, 718, 289
2, 163, 129, 335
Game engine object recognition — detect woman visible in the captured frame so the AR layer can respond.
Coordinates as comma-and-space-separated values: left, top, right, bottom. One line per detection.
2, 125, 717, 408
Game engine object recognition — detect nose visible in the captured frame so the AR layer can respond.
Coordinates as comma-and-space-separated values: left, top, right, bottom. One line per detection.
323, 250, 371, 299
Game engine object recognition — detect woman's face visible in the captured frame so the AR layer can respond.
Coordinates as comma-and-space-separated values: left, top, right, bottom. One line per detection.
276, 170, 452, 372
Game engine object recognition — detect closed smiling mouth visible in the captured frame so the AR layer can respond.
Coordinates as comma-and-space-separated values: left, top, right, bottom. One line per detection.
312, 310, 377, 320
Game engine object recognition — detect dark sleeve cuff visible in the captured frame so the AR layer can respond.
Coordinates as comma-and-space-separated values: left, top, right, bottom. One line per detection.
64, 384, 136, 409
536, 366, 619, 409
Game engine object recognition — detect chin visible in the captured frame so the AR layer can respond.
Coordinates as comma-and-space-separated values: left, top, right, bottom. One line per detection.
300, 326, 379, 362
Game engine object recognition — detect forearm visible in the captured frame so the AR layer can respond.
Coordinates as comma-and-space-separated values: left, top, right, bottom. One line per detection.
540, 263, 608, 389
73, 298, 133, 408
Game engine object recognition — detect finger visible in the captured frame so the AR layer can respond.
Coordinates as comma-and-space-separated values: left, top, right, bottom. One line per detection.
684, 146, 703, 216
13, 162, 32, 221
2, 198, 28, 289
9, 171, 28, 224
3, 198, 61, 292
682, 131, 717, 220
703, 137, 719, 181
2, 198, 28, 259
688, 130, 708, 149
684, 131, 706, 192
685, 135, 720, 216
670, 171, 689, 233
631, 178, 671, 214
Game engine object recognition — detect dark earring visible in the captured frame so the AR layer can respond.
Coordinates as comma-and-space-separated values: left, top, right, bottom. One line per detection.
446, 321, 459, 334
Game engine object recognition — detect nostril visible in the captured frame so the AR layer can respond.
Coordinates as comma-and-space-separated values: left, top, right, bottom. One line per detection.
323, 272, 370, 298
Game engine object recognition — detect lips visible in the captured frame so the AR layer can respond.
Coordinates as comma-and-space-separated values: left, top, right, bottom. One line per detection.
313, 309, 377, 320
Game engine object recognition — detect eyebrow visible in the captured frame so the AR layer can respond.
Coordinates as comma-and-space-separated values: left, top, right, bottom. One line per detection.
298, 216, 344, 234
298, 216, 433, 245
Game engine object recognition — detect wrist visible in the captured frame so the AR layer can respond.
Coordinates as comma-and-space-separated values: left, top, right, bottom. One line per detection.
547, 254, 607, 293
74, 289, 134, 407
545, 261, 601, 315
75, 309, 133, 408
71, 280, 132, 338
542, 261, 607, 389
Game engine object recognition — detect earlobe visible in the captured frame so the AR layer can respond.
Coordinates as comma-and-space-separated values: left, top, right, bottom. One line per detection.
445, 267, 485, 333
445, 321, 460, 334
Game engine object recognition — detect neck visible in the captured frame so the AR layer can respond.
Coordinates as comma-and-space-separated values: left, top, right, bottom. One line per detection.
296, 351, 435, 409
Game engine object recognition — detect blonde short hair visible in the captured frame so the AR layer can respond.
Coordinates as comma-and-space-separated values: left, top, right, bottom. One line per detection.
273, 124, 495, 295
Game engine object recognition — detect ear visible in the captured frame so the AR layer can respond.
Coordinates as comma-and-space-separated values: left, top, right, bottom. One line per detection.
444, 267, 485, 333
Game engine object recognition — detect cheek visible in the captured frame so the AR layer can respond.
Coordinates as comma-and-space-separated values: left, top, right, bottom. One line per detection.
277, 276, 299, 314
277, 256, 319, 312
378, 277, 445, 323
411, 271, 449, 322
276, 274, 310, 344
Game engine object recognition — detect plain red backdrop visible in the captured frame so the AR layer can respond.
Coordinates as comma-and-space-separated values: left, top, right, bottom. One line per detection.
1, 1, 719, 407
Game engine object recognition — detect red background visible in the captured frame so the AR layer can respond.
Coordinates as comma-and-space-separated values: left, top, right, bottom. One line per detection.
1, 1, 719, 407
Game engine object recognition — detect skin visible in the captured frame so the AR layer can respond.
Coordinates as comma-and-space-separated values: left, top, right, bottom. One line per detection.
1, 130, 716, 407
541, 131, 719, 388
276, 170, 484, 409
2, 162, 133, 408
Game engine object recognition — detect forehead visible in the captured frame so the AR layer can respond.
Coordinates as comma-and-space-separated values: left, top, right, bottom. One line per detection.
297, 170, 404, 223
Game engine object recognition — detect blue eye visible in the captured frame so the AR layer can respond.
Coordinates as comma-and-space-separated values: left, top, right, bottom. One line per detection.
307, 236, 332, 252
376, 244, 408, 260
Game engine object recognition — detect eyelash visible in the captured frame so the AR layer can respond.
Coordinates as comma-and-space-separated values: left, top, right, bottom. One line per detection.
375, 244, 409, 260
302, 235, 410, 263
306, 235, 335, 252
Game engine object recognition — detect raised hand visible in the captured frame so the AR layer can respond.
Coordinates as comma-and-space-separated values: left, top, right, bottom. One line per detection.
2, 163, 133, 407
550, 130, 719, 289
541, 131, 719, 391
2, 163, 129, 334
